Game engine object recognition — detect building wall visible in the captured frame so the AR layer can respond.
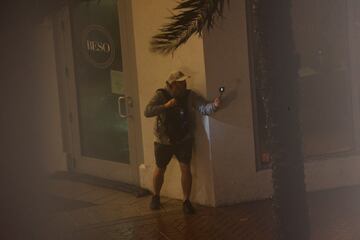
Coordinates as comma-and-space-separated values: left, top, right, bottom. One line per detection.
34, 0, 360, 206
203, 0, 360, 206
131, 0, 216, 205
34, 19, 68, 174
203, 0, 273, 206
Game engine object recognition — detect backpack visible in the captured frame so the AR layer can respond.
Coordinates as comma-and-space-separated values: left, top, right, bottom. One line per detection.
157, 89, 190, 144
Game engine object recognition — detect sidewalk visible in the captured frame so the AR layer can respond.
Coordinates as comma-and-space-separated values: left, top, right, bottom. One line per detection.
46, 178, 360, 240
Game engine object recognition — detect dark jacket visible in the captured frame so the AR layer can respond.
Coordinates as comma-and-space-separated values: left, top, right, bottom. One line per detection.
144, 88, 217, 145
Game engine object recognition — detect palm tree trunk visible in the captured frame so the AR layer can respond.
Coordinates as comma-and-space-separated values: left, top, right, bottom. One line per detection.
257, 0, 310, 239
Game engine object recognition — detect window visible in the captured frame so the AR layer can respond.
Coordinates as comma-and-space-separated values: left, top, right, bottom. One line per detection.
247, 0, 356, 170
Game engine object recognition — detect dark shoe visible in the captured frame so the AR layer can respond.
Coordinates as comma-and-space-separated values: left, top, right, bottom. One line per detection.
183, 199, 195, 214
150, 195, 161, 210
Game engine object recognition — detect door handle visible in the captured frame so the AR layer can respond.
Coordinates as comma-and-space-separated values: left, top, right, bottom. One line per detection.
118, 95, 132, 118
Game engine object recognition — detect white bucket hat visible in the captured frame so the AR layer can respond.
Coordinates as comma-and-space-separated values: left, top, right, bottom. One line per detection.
166, 70, 190, 85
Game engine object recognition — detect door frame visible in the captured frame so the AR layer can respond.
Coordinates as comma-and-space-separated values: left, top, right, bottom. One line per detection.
53, 0, 143, 185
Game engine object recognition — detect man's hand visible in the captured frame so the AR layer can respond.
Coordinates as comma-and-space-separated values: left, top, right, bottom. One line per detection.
213, 97, 221, 108
163, 98, 177, 109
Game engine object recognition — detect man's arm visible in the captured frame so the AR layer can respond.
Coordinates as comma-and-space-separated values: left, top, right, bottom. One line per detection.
144, 91, 177, 117
144, 91, 166, 118
191, 91, 219, 116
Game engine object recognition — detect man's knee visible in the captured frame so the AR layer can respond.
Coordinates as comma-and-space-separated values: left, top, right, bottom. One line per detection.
154, 166, 167, 176
179, 163, 191, 174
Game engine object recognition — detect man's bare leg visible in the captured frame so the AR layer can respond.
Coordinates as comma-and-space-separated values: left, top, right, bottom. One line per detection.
150, 166, 166, 210
179, 163, 192, 200
180, 162, 195, 214
153, 166, 166, 196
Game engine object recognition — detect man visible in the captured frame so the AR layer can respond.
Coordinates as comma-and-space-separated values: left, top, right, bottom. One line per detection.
144, 70, 221, 214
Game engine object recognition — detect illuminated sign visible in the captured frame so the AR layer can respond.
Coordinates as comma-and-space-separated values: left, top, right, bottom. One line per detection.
81, 25, 115, 69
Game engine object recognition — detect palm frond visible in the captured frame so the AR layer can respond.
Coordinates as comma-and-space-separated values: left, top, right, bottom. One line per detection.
150, 0, 229, 55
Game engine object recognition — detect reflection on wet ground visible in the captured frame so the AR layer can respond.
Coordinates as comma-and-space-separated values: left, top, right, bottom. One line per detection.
47, 178, 360, 240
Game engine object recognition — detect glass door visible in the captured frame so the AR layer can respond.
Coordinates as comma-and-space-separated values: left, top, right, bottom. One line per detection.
68, 0, 140, 184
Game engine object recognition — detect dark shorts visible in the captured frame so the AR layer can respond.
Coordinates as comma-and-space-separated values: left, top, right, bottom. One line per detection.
154, 140, 193, 168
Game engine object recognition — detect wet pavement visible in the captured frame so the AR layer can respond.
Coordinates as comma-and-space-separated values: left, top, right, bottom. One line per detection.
46, 178, 360, 239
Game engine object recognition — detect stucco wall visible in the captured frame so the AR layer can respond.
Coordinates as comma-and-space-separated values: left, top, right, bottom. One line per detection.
131, 0, 215, 205
203, 0, 360, 206
203, 0, 273, 206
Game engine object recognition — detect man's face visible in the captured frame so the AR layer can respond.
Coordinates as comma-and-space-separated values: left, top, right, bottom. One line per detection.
169, 80, 187, 98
